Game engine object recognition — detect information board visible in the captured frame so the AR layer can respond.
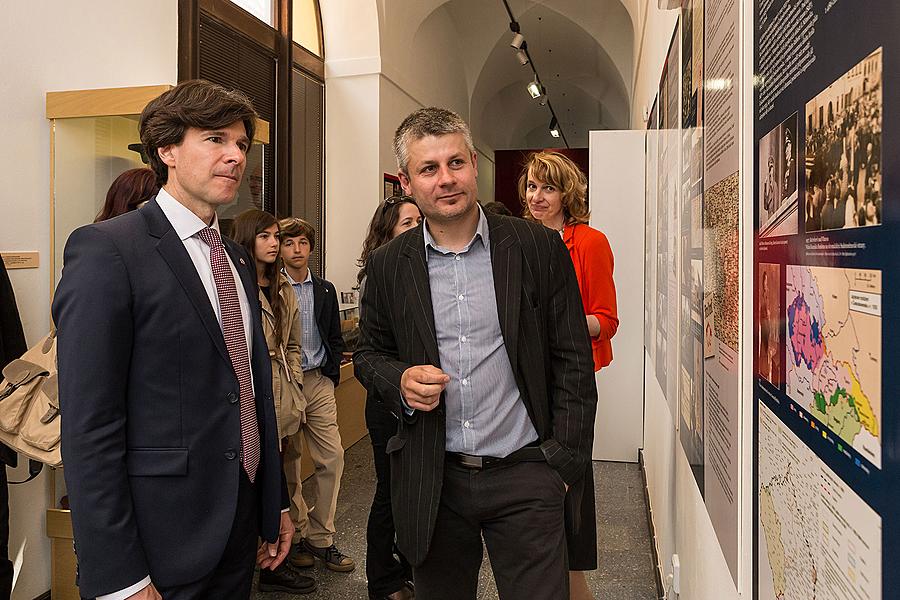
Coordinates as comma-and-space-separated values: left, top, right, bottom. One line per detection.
754, 1, 899, 597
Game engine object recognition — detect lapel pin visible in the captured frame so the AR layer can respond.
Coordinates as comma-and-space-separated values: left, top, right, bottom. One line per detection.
239, 257, 246, 265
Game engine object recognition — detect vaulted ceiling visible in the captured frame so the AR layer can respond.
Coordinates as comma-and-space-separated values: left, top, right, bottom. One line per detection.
378, 0, 636, 149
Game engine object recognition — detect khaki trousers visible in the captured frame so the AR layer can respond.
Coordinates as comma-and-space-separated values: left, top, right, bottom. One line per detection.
284, 368, 345, 546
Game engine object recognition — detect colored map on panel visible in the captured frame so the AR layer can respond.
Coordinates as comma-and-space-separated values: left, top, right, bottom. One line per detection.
757, 402, 882, 600
785, 266, 882, 468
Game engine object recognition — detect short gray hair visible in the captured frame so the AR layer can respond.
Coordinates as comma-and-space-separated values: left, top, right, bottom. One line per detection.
393, 107, 475, 174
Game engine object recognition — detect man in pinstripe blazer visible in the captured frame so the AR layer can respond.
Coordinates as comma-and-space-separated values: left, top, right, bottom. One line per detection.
355, 107, 597, 600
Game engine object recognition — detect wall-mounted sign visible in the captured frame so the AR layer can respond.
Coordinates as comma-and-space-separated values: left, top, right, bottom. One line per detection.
1, 252, 40, 269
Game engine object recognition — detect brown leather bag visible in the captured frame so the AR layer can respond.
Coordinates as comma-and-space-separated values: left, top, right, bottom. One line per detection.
0, 329, 61, 467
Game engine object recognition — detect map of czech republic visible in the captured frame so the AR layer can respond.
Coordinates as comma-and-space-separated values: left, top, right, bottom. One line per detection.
785, 266, 882, 468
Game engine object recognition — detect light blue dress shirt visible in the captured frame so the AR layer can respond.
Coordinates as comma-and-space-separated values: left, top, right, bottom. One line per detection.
423, 208, 538, 457
285, 269, 326, 371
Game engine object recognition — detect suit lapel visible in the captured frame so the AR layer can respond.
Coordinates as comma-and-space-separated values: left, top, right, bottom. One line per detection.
488, 215, 521, 370
400, 229, 441, 367
142, 199, 230, 365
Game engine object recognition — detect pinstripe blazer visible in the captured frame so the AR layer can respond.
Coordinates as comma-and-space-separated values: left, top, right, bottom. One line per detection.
354, 212, 597, 566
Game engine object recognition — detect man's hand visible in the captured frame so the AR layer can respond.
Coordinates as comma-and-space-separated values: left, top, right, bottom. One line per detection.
126, 583, 162, 600
400, 365, 450, 411
257, 511, 294, 571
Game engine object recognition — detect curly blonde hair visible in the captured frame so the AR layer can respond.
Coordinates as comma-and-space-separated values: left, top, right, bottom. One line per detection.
518, 151, 589, 225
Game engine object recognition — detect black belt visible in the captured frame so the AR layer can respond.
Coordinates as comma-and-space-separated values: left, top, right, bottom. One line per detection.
446, 445, 545, 470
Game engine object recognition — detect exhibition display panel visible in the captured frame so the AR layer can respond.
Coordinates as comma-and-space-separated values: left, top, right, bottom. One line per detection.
753, 2, 897, 598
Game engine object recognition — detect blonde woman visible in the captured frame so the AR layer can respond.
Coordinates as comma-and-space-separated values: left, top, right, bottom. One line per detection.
520, 151, 619, 600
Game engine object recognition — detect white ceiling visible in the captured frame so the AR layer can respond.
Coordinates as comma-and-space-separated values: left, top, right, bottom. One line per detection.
379, 0, 636, 149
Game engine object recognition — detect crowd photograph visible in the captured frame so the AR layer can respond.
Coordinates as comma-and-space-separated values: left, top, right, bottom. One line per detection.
804, 48, 883, 232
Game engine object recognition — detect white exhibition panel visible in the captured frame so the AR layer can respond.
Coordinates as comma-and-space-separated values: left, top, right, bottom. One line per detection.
589, 130, 646, 462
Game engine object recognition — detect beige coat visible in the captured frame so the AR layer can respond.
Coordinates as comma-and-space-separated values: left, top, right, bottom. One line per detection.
260, 274, 305, 441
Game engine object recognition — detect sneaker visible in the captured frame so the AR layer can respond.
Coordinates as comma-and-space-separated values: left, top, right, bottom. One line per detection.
302, 539, 356, 572
258, 562, 317, 594
290, 539, 315, 568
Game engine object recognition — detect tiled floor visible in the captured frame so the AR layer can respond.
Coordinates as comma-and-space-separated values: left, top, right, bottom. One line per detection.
253, 439, 659, 599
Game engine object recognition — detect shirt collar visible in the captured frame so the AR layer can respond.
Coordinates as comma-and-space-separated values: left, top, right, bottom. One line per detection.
423, 205, 490, 260
283, 268, 313, 286
156, 188, 221, 242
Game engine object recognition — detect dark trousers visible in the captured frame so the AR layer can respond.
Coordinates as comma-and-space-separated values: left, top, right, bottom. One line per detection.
0, 466, 11, 600
414, 459, 568, 600
365, 402, 412, 596
155, 471, 259, 600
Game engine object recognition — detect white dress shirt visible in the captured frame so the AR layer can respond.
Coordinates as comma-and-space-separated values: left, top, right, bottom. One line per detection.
98, 190, 253, 600
156, 188, 253, 356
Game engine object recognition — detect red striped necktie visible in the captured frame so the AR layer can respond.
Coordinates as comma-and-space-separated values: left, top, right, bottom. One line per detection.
197, 227, 260, 482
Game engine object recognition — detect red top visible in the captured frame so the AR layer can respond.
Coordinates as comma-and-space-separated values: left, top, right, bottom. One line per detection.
563, 223, 619, 371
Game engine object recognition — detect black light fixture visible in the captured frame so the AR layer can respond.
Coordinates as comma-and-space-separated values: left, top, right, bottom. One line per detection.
509, 21, 524, 48
515, 45, 529, 66
549, 117, 560, 138
502, 0, 568, 147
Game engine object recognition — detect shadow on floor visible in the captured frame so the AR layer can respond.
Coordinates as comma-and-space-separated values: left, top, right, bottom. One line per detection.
253, 438, 658, 599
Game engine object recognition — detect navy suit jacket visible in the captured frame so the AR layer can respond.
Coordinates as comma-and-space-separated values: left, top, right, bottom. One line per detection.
52, 199, 285, 598
310, 273, 345, 387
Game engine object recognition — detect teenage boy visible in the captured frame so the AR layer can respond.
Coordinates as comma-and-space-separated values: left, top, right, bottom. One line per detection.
278, 217, 355, 573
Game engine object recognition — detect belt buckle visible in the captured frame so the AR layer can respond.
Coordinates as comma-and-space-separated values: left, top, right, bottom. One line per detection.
458, 454, 483, 469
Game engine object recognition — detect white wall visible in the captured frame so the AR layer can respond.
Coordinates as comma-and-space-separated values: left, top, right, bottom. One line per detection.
0, 2, 177, 597
589, 130, 645, 463
635, 0, 754, 598
320, 2, 382, 296
630, 5, 679, 129
321, 0, 495, 296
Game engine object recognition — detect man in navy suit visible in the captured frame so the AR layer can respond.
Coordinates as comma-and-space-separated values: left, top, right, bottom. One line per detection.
53, 80, 293, 600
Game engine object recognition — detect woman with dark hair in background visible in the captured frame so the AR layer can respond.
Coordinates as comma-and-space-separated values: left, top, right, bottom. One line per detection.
358, 195, 421, 600
231, 209, 316, 595
482, 200, 514, 217
521, 151, 618, 600
94, 167, 159, 222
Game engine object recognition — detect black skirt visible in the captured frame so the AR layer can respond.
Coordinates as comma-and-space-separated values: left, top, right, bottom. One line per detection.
565, 464, 598, 571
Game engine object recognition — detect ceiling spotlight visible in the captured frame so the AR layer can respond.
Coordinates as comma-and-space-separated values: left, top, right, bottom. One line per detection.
549, 117, 560, 138
527, 79, 543, 99
510, 32, 525, 49
516, 47, 529, 66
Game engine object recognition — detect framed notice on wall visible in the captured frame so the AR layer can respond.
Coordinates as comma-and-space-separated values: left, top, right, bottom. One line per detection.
754, 2, 899, 598
384, 173, 402, 199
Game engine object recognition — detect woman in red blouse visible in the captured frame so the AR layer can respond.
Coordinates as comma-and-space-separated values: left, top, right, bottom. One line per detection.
520, 150, 618, 600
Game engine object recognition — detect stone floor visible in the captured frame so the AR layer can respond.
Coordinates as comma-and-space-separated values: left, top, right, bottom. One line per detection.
253, 439, 659, 600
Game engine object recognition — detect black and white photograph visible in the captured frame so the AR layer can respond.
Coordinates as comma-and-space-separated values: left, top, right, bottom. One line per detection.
757, 263, 781, 388
758, 113, 799, 237
804, 47, 883, 232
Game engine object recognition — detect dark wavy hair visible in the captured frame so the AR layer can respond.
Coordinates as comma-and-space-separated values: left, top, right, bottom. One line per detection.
95, 168, 159, 222
140, 79, 257, 186
357, 196, 421, 284
231, 209, 285, 347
